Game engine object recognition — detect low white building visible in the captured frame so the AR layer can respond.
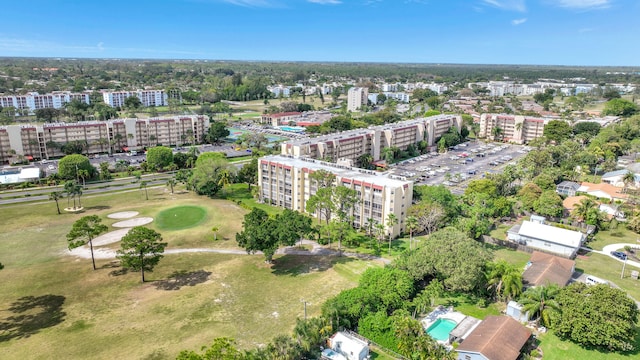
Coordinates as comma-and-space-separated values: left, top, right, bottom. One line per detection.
328, 332, 369, 360
507, 219, 586, 258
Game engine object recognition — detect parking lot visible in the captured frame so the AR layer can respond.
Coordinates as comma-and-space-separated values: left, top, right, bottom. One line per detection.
390, 141, 531, 194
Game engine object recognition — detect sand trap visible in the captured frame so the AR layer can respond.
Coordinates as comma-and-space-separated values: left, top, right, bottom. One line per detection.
92, 228, 132, 246
112, 217, 154, 228
107, 211, 140, 219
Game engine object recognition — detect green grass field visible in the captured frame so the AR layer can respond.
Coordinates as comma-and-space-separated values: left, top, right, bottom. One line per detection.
156, 205, 208, 231
539, 331, 640, 360
0, 188, 374, 359
588, 227, 639, 251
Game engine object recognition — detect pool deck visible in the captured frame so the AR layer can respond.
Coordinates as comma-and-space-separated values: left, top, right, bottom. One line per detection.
421, 306, 468, 344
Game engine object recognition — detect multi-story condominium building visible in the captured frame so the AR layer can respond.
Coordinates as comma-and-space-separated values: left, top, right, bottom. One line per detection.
281, 114, 462, 163
383, 92, 410, 103
0, 115, 209, 164
479, 114, 549, 144
102, 90, 167, 108
268, 85, 291, 98
347, 87, 368, 112
258, 155, 413, 238
0, 91, 90, 114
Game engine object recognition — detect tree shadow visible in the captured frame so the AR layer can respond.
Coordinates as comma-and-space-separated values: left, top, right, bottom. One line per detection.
109, 268, 129, 276
154, 270, 212, 290
85, 205, 111, 211
271, 255, 354, 276
0, 294, 66, 342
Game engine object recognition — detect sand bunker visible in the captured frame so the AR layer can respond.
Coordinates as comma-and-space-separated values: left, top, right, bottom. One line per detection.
112, 217, 154, 228
107, 211, 140, 219
92, 228, 132, 246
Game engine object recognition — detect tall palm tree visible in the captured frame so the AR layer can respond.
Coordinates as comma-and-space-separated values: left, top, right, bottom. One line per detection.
520, 284, 561, 327
49, 191, 63, 215
140, 181, 149, 200
622, 171, 636, 193
386, 213, 398, 255
218, 170, 231, 196
492, 126, 504, 141
572, 197, 598, 222
77, 169, 89, 188
211, 226, 219, 241
64, 181, 75, 208
406, 215, 418, 250
75, 185, 83, 208
166, 178, 176, 194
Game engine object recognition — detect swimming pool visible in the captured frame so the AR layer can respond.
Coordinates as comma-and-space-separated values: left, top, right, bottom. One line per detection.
426, 318, 457, 341
279, 126, 305, 133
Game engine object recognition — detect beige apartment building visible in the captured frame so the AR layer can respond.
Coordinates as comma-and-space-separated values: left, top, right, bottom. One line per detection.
0, 115, 209, 164
479, 114, 549, 144
259, 112, 302, 126
259, 155, 413, 238
281, 114, 462, 163
347, 87, 368, 112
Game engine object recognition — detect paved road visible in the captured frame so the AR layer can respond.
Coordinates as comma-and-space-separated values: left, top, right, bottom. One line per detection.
594, 243, 640, 269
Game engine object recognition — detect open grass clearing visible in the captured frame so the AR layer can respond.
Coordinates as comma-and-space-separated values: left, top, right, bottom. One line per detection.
588, 227, 639, 251
0, 188, 374, 359
575, 252, 640, 301
433, 293, 501, 320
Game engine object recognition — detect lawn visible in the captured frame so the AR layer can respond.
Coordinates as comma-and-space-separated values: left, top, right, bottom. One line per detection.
575, 252, 640, 301
490, 246, 532, 269
434, 293, 501, 320
156, 205, 208, 231
0, 188, 373, 359
539, 331, 640, 360
588, 227, 639, 251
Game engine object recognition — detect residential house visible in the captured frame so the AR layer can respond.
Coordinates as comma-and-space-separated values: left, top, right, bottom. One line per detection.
507, 219, 586, 258
578, 182, 629, 202
327, 332, 369, 360
556, 181, 581, 197
456, 316, 531, 360
522, 251, 575, 288
601, 170, 640, 188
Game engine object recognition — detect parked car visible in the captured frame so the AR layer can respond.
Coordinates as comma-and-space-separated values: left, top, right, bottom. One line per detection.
611, 251, 627, 260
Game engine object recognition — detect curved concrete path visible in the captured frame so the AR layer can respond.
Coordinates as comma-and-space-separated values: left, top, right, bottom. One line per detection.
592, 243, 640, 269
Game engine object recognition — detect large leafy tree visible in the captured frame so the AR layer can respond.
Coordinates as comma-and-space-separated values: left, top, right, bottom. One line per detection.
117, 227, 167, 282
67, 215, 108, 270
176, 337, 243, 360
189, 154, 235, 197
146, 146, 174, 171
555, 283, 638, 352
543, 120, 573, 143
236, 157, 258, 190
602, 98, 638, 117
58, 154, 94, 180
533, 190, 564, 218
205, 121, 230, 145
395, 227, 492, 292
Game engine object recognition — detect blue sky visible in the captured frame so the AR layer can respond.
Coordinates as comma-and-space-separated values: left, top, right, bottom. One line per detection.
0, 0, 637, 66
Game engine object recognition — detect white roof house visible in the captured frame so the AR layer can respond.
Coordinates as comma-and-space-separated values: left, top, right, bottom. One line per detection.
508, 220, 586, 258
328, 332, 370, 360
601, 170, 640, 188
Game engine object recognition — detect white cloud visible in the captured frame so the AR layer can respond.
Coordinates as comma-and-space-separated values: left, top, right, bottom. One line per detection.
556, 0, 610, 9
511, 18, 527, 25
481, 0, 526, 12
308, 0, 341, 4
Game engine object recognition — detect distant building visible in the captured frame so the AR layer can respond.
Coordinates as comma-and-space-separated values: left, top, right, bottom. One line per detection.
556, 181, 580, 197
0, 91, 90, 114
601, 170, 640, 188
102, 90, 167, 108
0, 115, 209, 164
347, 87, 368, 112
260, 112, 302, 127
479, 114, 549, 144
281, 114, 462, 163
578, 182, 629, 202
0, 167, 40, 184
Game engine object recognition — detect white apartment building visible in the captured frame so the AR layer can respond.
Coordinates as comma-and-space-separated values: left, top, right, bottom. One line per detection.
281, 114, 462, 163
268, 85, 291, 98
0, 91, 90, 114
259, 155, 413, 238
0, 115, 209, 164
347, 87, 369, 112
383, 92, 410, 103
102, 90, 168, 108
479, 114, 549, 144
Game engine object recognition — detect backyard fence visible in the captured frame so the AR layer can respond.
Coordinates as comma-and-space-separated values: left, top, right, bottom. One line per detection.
480, 235, 574, 259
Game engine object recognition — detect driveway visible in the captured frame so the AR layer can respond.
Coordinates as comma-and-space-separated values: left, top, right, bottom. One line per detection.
593, 243, 640, 269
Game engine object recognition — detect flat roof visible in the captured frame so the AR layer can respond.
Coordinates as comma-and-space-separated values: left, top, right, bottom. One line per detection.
261, 155, 411, 188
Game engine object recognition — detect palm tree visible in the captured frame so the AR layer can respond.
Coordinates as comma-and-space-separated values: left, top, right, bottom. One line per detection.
622, 171, 636, 193
486, 260, 522, 301
211, 226, 219, 241
140, 181, 149, 200
64, 181, 75, 208
519, 284, 561, 327
218, 170, 231, 196
75, 185, 83, 208
77, 169, 89, 188
492, 126, 504, 141
386, 213, 398, 255
49, 191, 63, 215
406, 215, 418, 250
166, 178, 176, 194
382, 147, 395, 165
572, 197, 598, 222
